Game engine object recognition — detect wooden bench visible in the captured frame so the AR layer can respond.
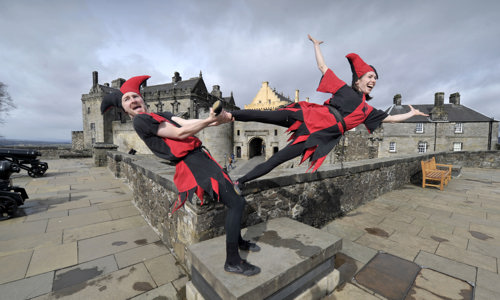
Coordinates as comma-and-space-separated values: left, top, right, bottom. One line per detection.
421, 157, 452, 191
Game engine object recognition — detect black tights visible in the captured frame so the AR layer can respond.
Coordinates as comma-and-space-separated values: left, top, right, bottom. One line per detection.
232, 109, 305, 184
218, 179, 246, 265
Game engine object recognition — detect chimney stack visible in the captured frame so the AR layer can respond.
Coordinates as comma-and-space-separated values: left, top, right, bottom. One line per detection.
211, 85, 222, 98
92, 71, 98, 87
430, 92, 448, 121
172, 72, 182, 83
393, 94, 402, 106
434, 92, 445, 106
111, 78, 126, 89
449, 92, 460, 105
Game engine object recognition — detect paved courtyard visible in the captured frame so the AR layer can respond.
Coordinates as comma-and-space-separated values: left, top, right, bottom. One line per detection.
0, 158, 498, 299
324, 167, 500, 300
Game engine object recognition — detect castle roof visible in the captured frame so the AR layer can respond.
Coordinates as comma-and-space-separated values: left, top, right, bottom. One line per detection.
143, 77, 202, 94
386, 104, 494, 123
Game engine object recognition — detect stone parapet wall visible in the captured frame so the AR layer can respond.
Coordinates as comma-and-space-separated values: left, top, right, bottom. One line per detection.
1, 145, 91, 159
106, 150, 500, 265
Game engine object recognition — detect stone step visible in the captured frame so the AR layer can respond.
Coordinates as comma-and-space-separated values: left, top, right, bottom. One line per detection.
187, 217, 342, 300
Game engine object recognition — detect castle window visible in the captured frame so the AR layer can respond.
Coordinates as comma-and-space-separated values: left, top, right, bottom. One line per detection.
453, 142, 463, 151
90, 123, 95, 130
87, 107, 91, 114
237, 130, 240, 136
415, 123, 424, 133
418, 141, 427, 153
274, 129, 278, 136
389, 142, 396, 153
454, 123, 463, 133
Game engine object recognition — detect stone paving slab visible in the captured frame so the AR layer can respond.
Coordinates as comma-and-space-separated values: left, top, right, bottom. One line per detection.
414, 251, 476, 284
144, 253, 188, 286
53, 255, 118, 291
476, 268, 500, 293
26, 242, 78, 277
62, 215, 147, 244
0, 219, 48, 241
0, 271, 53, 299
77, 225, 160, 263
436, 243, 497, 273
108, 204, 141, 219
475, 286, 500, 300
114, 241, 171, 269
0, 251, 33, 284
0, 230, 62, 257
32, 263, 156, 300
25, 209, 69, 222
68, 205, 100, 216
46, 210, 113, 232
406, 268, 473, 300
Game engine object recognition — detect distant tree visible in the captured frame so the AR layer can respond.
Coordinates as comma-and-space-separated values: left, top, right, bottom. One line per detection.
0, 82, 16, 124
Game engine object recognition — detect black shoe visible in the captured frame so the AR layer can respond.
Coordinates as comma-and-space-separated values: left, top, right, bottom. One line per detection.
212, 100, 223, 116
239, 240, 261, 252
233, 180, 242, 195
224, 260, 261, 276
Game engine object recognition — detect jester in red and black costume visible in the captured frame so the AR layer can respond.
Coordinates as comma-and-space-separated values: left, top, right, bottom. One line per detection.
100, 75, 261, 277
230, 35, 427, 192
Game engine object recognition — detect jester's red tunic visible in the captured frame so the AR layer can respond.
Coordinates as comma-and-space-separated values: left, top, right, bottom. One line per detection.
280, 68, 388, 171
133, 112, 233, 213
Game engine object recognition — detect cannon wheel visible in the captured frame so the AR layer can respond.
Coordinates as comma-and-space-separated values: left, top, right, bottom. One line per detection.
28, 168, 43, 178
28, 164, 47, 178
39, 162, 48, 175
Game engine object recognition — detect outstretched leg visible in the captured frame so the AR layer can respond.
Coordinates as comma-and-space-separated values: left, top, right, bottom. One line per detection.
231, 109, 296, 127
238, 141, 305, 185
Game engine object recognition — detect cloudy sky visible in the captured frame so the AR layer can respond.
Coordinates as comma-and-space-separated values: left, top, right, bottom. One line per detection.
1, 0, 499, 141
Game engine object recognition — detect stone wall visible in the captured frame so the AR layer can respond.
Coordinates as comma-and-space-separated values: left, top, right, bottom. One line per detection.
1, 145, 91, 159
106, 150, 499, 265
71, 131, 85, 151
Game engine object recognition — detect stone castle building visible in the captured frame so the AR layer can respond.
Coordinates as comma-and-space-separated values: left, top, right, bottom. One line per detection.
379, 92, 499, 157
81, 71, 238, 164
79, 71, 498, 169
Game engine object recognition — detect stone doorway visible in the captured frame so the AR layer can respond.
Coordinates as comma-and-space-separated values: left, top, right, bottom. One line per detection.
249, 138, 264, 158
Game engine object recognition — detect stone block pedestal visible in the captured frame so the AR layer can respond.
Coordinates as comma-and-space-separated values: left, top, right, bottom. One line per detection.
187, 218, 342, 300
92, 143, 118, 167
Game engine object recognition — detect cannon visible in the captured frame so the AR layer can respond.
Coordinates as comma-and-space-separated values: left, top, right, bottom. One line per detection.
0, 160, 29, 218
0, 148, 48, 177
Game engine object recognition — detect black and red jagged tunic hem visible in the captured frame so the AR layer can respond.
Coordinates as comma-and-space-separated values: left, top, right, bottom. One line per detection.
279, 68, 388, 171
133, 112, 232, 214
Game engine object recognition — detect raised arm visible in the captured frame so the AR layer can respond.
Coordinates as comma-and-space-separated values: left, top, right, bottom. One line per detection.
308, 34, 328, 75
383, 105, 429, 123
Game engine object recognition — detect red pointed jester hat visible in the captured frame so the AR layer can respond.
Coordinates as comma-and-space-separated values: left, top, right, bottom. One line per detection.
346, 53, 378, 82
100, 75, 150, 114
120, 75, 151, 96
